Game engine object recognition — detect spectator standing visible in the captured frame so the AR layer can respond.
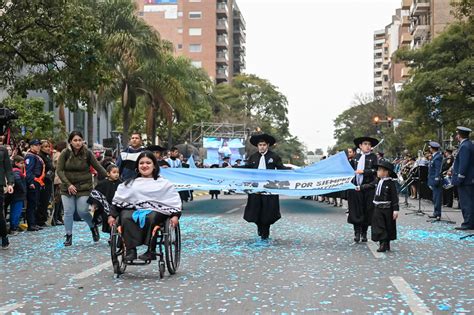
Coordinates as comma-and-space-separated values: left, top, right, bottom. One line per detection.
9, 155, 27, 235
24, 139, 45, 231
0, 144, 14, 249
37, 140, 54, 227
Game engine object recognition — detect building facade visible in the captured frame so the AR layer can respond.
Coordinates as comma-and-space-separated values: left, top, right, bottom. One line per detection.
373, 0, 455, 104
136, 0, 246, 84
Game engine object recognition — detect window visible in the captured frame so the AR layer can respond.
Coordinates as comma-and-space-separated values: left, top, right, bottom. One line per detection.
189, 44, 202, 52
189, 11, 202, 19
177, 44, 183, 50
178, 11, 183, 17
189, 28, 202, 36
177, 28, 183, 34
191, 61, 202, 68
189, 0, 201, 2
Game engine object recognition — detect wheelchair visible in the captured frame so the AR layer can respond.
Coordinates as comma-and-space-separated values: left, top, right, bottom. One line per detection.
110, 217, 181, 279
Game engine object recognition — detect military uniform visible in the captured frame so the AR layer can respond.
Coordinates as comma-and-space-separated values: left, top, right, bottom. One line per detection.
452, 127, 474, 230
442, 150, 454, 207
427, 142, 443, 218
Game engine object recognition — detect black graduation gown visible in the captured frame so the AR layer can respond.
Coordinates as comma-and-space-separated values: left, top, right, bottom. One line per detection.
243, 150, 287, 225
347, 153, 377, 226
371, 178, 399, 241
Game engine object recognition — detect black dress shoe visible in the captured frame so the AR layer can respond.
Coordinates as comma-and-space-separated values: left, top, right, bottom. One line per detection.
64, 234, 72, 246
428, 214, 440, 219
454, 226, 470, 230
33, 225, 43, 230
354, 231, 361, 243
91, 226, 100, 242
138, 251, 157, 261
125, 248, 137, 262
377, 242, 388, 252
361, 231, 368, 242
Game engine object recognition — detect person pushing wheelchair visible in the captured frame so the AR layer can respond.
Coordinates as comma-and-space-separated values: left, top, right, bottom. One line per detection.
108, 151, 182, 263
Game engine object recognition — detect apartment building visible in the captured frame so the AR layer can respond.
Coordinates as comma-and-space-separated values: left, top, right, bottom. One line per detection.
373, 0, 455, 102
136, 0, 246, 84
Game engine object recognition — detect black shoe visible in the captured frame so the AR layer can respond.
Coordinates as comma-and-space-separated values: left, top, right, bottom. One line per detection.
91, 226, 100, 242
125, 248, 137, 262
361, 231, 368, 242
428, 214, 440, 219
138, 251, 157, 261
1, 236, 10, 249
64, 234, 72, 246
376, 242, 388, 252
27, 226, 39, 231
56, 220, 64, 226
454, 226, 471, 231
387, 241, 391, 251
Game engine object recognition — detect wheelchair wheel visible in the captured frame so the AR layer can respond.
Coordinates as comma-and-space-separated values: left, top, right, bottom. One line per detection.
110, 225, 127, 276
164, 220, 181, 275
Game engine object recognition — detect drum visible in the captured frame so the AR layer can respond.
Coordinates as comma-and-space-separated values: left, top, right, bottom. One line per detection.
442, 176, 453, 190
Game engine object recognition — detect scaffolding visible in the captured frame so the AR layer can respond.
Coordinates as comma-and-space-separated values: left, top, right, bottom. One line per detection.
189, 122, 248, 146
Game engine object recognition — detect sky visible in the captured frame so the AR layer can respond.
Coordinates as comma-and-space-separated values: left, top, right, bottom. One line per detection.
237, 0, 401, 153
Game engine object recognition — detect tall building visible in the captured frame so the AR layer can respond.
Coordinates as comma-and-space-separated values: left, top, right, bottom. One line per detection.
373, 30, 385, 99
135, 0, 246, 84
373, 0, 455, 103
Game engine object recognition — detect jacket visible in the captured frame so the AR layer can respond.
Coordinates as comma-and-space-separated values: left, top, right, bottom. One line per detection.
352, 152, 378, 188
244, 150, 287, 170
116, 146, 144, 181
452, 139, 474, 186
56, 145, 107, 196
12, 167, 27, 201
428, 151, 443, 187
25, 151, 44, 187
0, 146, 14, 187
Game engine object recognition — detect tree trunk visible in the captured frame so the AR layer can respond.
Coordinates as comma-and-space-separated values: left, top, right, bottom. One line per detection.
58, 101, 66, 132
121, 82, 130, 147
87, 92, 96, 148
145, 102, 157, 145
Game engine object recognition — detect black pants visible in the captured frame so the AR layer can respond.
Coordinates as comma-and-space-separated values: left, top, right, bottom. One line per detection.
120, 210, 168, 249
443, 187, 454, 207
0, 191, 6, 237
36, 180, 52, 225
26, 183, 40, 227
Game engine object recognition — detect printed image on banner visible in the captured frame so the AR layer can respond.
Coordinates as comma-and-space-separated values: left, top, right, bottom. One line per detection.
145, 0, 177, 3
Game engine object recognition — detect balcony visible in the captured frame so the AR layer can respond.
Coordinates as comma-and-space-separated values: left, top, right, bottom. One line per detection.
374, 85, 383, 91
216, 35, 228, 47
374, 38, 385, 45
216, 51, 228, 64
411, 24, 430, 39
374, 48, 383, 55
401, 33, 413, 44
402, 0, 412, 10
401, 67, 411, 78
410, 0, 430, 16
217, 3, 228, 17
216, 67, 229, 82
217, 19, 228, 33
402, 16, 411, 26
374, 57, 383, 64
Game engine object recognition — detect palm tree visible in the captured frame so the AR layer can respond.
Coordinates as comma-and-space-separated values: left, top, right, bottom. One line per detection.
99, 0, 164, 145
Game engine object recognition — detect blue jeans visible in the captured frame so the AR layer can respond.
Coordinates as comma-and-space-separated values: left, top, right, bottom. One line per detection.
61, 195, 93, 235
10, 200, 24, 230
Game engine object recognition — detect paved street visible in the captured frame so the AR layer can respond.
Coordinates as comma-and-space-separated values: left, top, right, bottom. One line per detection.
1, 193, 473, 314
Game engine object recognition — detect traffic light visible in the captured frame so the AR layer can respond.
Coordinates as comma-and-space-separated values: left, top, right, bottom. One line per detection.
373, 116, 380, 125
387, 116, 393, 128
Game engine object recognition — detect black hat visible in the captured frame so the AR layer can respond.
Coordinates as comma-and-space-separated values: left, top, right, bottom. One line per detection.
235, 159, 242, 162
29, 139, 41, 146
353, 136, 379, 147
146, 145, 166, 152
250, 133, 276, 146
375, 160, 397, 178
223, 156, 230, 160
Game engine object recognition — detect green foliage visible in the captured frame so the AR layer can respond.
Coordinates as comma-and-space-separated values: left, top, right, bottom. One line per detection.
2, 97, 58, 140
212, 74, 303, 165
395, 20, 474, 137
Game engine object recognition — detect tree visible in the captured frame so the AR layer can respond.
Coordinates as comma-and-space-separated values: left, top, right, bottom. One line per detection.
2, 96, 59, 141
395, 18, 474, 144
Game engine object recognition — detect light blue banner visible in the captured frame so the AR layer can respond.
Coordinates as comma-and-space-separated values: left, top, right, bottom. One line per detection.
161, 152, 356, 196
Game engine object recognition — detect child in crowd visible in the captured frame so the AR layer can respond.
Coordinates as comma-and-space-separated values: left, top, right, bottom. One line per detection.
371, 160, 399, 252
10, 155, 27, 235
87, 164, 122, 234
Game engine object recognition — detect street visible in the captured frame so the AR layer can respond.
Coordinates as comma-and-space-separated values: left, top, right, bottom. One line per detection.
1, 193, 473, 314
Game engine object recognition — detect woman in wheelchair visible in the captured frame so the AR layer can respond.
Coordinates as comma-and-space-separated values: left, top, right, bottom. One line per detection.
107, 151, 181, 263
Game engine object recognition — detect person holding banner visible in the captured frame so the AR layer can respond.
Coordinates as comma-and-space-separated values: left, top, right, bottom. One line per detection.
242, 133, 288, 240
347, 136, 379, 243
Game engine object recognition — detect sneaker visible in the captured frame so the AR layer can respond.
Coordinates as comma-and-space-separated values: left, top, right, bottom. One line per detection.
1, 236, 10, 249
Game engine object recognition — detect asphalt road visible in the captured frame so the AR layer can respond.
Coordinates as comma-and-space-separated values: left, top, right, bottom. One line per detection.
1, 193, 473, 314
